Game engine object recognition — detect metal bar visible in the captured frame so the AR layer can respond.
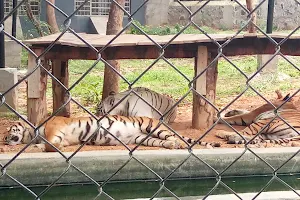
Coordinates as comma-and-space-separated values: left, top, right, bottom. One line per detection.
12, 0, 17, 37
266, 0, 275, 33
0, 0, 5, 68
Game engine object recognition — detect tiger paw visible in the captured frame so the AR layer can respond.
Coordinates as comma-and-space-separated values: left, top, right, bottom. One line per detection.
174, 139, 186, 149
33, 144, 46, 151
215, 131, 233, 139
164, 140, 185, 149
224, 109, 249, 117
226, 135, 246, 144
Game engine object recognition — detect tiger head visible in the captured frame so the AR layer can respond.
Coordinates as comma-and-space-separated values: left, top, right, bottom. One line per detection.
271, 90, 297, 110
5, 121, 27, 146
95, 91, 117, 116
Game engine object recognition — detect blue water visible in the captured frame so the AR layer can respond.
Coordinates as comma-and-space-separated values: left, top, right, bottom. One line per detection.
1, 175, 300, 200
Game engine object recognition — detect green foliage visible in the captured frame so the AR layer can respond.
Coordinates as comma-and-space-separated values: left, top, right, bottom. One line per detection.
65, 56, 300, 109
20, 48, 29, 69
21, 17, 52, 39
72, 77, 103, 104
127, 20, 218, 35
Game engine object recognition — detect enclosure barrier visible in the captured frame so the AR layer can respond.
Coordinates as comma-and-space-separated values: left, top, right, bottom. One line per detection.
0, 0, 300, 199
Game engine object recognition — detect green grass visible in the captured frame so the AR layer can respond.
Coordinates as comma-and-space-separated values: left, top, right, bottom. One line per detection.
126, 20, 300, 36
20, 53, 300, 114
64, 55, 300, 113
0, 112, 20, 120
127, 21, 240, 35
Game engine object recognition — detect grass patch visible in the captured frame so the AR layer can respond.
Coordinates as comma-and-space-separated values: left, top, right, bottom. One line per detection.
127, 21, 242, 35
0, 112, 20, 120
65, 55, 299, 112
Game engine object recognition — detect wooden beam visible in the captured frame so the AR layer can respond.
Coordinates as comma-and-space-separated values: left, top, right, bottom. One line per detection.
192, 47, 218, 129
34, 37, 300, 61
52, 59, 70, 117
27, 48, 48, 125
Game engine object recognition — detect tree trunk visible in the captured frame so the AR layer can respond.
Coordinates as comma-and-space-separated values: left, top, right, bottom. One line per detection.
25, 0, 44, 37
46, 0, 60, 33
246, 0, 256, 33
102, 0, 125, 100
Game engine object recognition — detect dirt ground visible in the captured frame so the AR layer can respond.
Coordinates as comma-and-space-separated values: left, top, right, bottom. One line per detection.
0, 82, 299, 154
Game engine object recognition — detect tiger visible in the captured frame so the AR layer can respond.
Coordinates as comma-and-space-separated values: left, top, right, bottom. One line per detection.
5, 115, 220, 152
214, 90, 297, 126
95, 87, 177, 124
215, 91, 300, 145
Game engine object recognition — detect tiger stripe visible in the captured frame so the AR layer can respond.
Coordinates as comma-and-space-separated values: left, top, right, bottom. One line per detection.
216, 109, 300, 145
5, 115, 220, 152
215, 91, 300, 146
96, 87, 178, 123
215, 92, 297, 126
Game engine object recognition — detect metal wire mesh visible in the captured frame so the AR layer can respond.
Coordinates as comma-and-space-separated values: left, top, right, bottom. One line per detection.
0, 0, 300, 199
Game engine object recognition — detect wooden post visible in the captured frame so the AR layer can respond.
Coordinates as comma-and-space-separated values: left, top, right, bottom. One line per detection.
27, 48, 48, 125
246, 0, 256, 33
192, 46, 218, 129
101, 0, 125, 100
52, 59, 70, 117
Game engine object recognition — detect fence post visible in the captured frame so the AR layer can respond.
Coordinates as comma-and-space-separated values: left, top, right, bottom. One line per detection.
266, 0, 275, 34
12, 0, 17, 37
0, 0, 5, 68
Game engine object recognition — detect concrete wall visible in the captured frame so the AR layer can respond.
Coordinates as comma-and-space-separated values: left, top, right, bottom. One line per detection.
273, 0, 300, 29
144, 0, 172, 26
3, 16, 23, 39
5, 0, 300, 37
40, 0, 94, 34
0, 148, 299, 187
144, 0, 300, 30
4, 40, 21, 68
13, 0, 146, 37
3, 17, 22, 68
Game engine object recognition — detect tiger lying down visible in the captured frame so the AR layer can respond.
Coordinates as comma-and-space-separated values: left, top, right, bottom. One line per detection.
5, 115, 220, 152
95, 87, 177, 123
215, 90, 300, 146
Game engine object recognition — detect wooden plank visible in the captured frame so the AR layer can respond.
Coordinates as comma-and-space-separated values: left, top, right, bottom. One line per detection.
23, 33, 243, 47
23, 33, 300, 48
52, 59, 70, 117
27, 48, 48, 125
192, 49, 218, 129
37, 36, 300, 61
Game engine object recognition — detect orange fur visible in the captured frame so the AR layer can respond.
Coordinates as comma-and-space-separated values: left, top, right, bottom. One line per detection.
6, 115, 220, 152
215, 91, 297, 126
216, 91, 300, 145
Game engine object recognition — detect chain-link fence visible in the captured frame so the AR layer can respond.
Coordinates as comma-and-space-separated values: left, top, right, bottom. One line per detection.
1, 0, 300, 199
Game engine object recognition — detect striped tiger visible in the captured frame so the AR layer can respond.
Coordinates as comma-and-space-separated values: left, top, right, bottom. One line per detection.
214, 90, 297, 126
95, 87, 177, 123
216, 91, 300, 145
216, 109, 300, 145
5, 115, 220, 152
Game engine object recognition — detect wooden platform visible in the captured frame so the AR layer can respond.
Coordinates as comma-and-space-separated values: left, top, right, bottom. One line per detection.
23, 32, 300, 127
24, 32, 300, 47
